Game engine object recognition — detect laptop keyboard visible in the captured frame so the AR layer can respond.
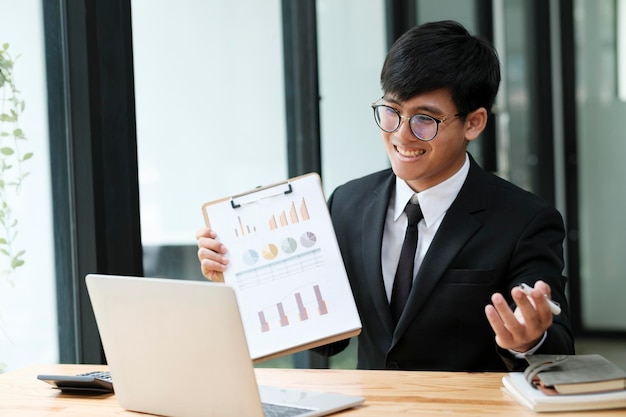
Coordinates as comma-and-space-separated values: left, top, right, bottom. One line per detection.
262, 402, 316, 417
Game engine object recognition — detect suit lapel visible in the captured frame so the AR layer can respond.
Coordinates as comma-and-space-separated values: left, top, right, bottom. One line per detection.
359, 173, 396, 337
392, 158, 488, 342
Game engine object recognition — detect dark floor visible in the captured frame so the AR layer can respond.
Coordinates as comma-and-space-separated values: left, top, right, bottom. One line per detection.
575, 338, 626, 370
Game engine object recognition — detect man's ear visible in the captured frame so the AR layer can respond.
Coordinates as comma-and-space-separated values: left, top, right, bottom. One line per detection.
464, 107, 488, 142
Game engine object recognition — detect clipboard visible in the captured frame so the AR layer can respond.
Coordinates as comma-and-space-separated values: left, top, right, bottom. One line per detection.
202, 173, 362, 363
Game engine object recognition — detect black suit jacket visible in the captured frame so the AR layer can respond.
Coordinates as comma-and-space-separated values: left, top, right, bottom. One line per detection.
316, 155, 574, 371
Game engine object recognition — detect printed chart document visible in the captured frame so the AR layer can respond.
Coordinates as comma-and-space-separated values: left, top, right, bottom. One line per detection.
202, 173, 362, 362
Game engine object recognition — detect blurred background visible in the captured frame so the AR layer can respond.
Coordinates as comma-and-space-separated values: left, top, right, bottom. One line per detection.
0, 0, 624, 372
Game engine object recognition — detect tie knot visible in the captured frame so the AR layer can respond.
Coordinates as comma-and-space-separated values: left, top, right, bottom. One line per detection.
404, 203, 423, 226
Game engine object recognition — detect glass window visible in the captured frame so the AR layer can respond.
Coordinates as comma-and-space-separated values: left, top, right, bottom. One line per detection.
317, 0, 389, 196
0, 0, 57, 371
497, 0, 532, 188
417, 0, 477, 30
574, 0, 626, 331
131, 0, 287, 280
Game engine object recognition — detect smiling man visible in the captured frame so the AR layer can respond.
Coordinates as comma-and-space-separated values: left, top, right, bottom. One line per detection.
197, 20, 575, 371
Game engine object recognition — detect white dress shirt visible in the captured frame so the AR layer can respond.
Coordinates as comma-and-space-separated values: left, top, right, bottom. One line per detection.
381, 154, 470, 302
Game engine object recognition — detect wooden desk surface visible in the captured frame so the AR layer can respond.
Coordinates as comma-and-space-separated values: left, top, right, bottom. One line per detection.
1, 364, 626, 416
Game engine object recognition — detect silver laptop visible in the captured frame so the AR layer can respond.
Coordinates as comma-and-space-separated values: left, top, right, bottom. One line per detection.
85, 273, 364, 417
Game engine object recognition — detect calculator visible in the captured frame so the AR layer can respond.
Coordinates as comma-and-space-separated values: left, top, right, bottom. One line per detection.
37, 370, 114, 394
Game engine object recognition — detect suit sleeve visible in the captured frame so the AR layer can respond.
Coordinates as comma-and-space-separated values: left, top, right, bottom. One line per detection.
497, 205, 575, 371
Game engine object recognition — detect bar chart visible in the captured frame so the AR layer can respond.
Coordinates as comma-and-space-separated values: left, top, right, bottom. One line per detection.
234, 197, 311, 238
257, 284, 328, 333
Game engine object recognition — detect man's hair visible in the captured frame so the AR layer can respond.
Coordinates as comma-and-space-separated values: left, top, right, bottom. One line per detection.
380, 20, 501, 114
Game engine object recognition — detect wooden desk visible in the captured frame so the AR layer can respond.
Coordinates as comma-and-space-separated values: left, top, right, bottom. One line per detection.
1, 364, 626, 416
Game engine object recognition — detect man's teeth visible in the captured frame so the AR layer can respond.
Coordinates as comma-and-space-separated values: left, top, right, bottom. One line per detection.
397, 148, 425, 157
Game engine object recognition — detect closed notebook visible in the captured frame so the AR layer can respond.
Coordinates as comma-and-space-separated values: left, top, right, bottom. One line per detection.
502, 372, 626, 413
525, 354, 626, 395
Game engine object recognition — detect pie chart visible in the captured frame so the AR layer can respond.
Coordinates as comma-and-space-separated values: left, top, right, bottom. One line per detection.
281, 237, 297, 254
242, 249, 259, 265
262, 243, 279, 260
300, 231, 317, 248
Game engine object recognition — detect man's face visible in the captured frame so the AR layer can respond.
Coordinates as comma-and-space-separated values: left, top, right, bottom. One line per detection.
380, 88, 480, 192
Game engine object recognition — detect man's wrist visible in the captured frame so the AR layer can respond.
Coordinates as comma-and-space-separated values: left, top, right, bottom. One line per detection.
508, 332, 547, 358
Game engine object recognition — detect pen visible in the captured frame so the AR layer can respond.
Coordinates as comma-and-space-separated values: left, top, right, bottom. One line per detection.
519, 283, 562, 316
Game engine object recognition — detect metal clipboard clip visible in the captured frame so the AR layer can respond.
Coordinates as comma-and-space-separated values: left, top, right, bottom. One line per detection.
230, 181, 293, 209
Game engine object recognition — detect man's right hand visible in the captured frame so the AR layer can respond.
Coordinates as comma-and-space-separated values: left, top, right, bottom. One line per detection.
196, 227, 229, 281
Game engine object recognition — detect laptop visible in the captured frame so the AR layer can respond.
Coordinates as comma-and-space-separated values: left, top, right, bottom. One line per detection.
85, 273, 364, 417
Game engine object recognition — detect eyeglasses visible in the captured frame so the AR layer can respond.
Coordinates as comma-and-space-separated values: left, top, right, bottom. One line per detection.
371, 99, 466, 141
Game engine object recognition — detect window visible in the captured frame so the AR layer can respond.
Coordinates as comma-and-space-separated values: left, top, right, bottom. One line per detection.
132, 0, 288, 280
0, 0, 57, 371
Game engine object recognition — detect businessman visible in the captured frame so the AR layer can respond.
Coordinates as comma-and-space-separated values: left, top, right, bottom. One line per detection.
196, 20, 575, 371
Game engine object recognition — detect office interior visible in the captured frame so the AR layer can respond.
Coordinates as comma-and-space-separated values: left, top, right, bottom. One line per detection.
0, 0, 625, 373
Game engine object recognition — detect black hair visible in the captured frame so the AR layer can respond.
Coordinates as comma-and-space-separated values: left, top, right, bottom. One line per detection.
380, 20, 501, 114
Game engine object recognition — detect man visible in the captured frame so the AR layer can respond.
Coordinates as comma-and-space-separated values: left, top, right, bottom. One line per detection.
197, 20, 574, 371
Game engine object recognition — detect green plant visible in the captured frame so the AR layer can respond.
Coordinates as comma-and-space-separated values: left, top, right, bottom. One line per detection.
0, 43, 33, 280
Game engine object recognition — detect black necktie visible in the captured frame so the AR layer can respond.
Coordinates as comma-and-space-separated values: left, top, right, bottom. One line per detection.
390, 200, 423, 325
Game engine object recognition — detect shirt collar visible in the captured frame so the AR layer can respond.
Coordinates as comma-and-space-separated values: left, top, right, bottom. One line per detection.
393, 153, 470, 227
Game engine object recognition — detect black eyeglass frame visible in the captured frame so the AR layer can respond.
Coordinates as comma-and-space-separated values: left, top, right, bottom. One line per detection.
371, 99, 468, 141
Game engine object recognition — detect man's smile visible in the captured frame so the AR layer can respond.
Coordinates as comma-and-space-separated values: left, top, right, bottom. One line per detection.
395, 145, 426, 158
